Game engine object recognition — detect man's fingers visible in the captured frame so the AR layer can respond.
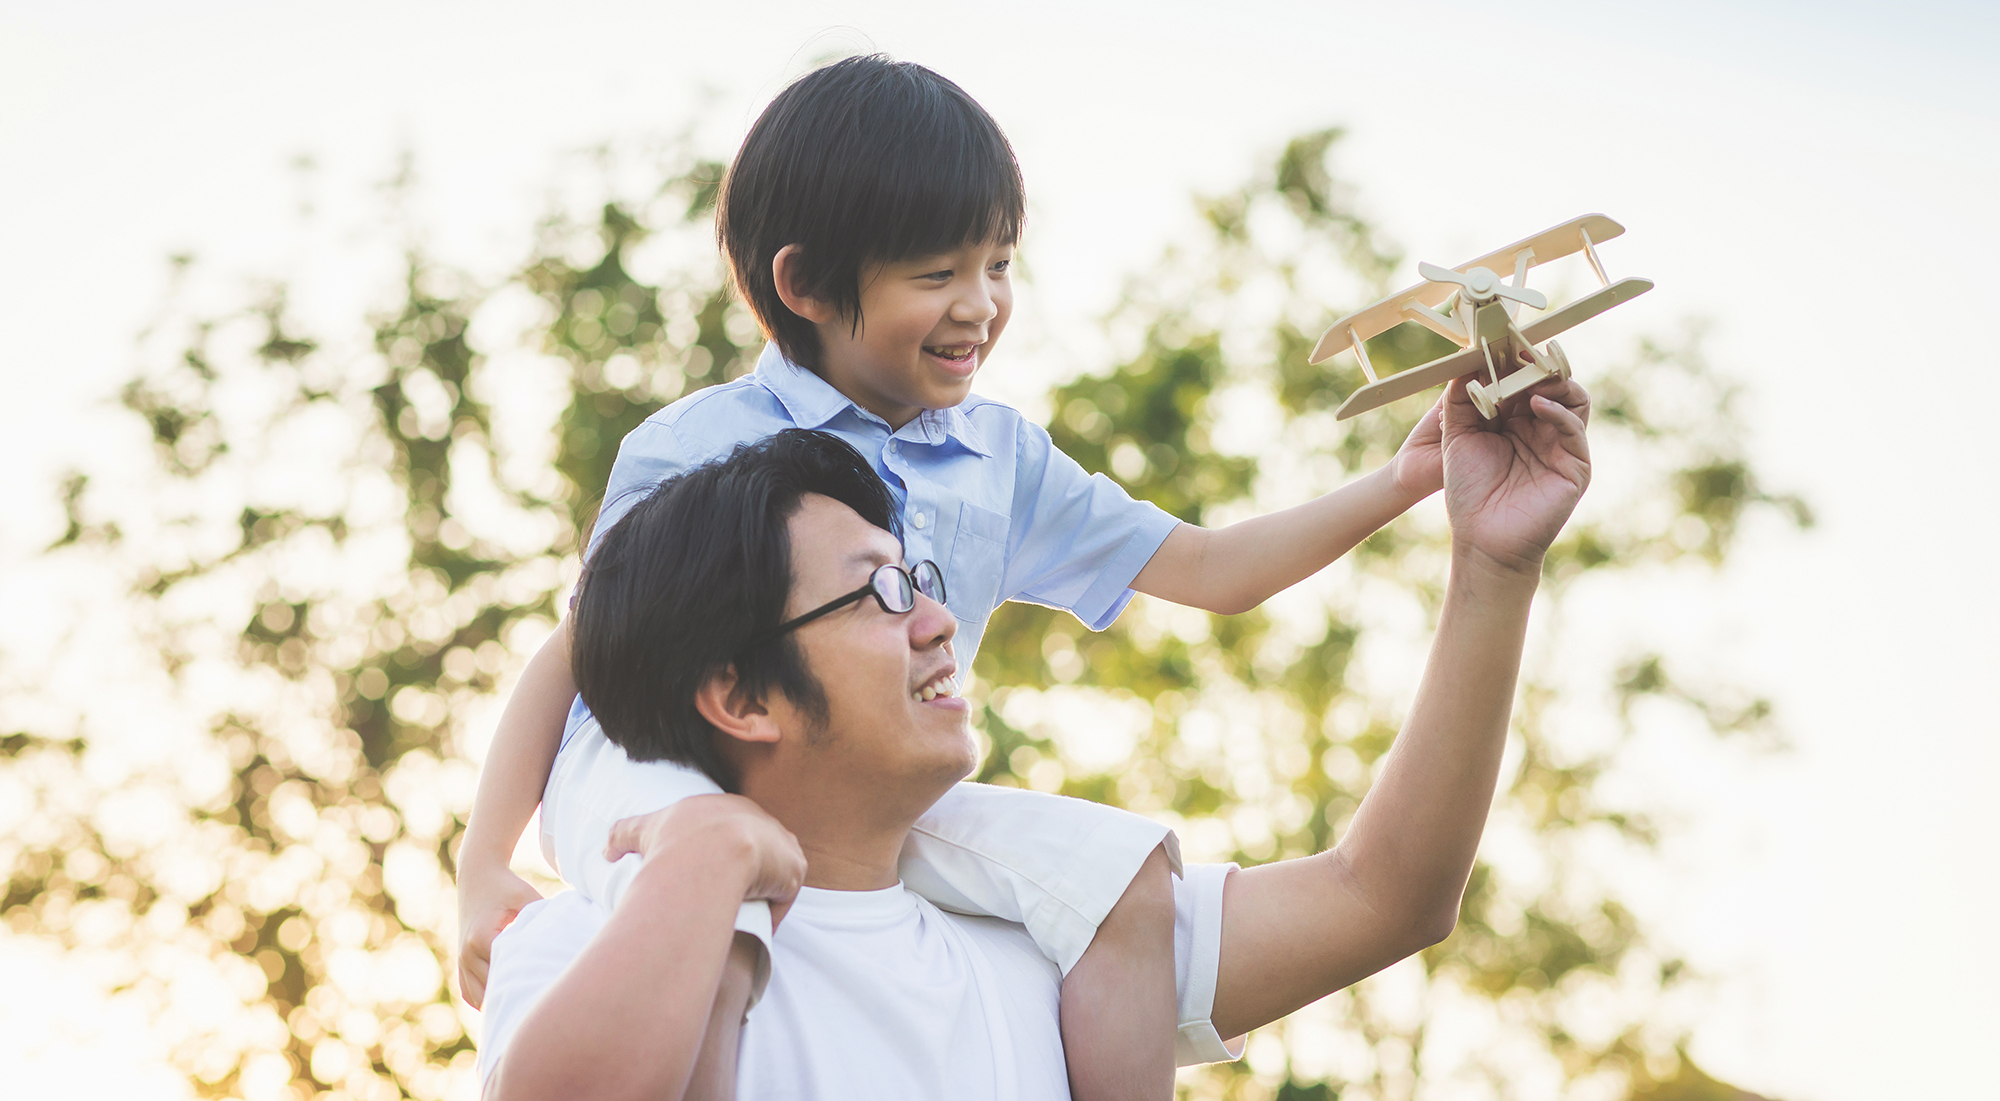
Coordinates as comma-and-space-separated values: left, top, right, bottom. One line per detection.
1538, 375, 1590, 424
1530, 393, 1587, 439
1440, 376, 1483, 433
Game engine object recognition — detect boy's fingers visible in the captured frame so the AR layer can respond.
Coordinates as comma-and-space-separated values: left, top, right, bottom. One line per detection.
604, 819, 638, 861
460, 959, 487, 1009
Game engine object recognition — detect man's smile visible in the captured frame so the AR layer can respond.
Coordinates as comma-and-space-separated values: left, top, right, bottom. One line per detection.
912, 666, 963, 704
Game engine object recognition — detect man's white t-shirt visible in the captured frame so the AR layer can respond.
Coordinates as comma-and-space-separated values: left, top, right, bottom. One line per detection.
479, 864, 1241, 1099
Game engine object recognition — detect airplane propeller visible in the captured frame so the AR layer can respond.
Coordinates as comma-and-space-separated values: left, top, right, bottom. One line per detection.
1417, 262, 1548, 311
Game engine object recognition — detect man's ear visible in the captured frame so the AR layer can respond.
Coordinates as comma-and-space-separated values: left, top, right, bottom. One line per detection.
694, 664, 784, 747
771, 245, 838, 324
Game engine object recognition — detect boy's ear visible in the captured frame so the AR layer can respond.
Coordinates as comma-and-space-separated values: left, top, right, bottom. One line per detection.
771, 245, 838, 324
695, 663, 784, 747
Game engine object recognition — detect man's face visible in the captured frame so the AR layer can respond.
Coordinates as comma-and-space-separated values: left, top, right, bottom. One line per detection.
766, 494, 977, 797
813, 236, 1014, 429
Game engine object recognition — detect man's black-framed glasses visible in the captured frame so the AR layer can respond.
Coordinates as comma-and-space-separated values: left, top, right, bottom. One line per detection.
747, 560, 947, 651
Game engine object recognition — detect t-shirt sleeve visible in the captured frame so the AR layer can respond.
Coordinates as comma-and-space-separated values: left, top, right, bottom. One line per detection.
1004, 418, 1182, 631
478, 891, 776, 1091
478, 892, 608, 1090
585, 419, 693, 562
1173, 862, 1246, 1067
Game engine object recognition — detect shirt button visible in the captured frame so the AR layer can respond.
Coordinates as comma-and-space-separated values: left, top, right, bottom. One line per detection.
912, 512, 927, 529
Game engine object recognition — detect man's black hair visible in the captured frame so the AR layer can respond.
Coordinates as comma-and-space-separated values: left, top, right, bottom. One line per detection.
571, 429, 902, 790
717, 53, 1025, 371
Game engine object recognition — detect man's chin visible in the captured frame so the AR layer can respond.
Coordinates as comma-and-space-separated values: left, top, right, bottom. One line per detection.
916, 733, 981, 791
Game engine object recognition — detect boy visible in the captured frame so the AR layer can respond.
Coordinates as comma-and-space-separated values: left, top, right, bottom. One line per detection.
459, 54, 1455, 1097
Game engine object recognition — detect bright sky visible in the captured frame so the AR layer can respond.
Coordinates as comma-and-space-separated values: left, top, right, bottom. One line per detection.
2, 2, 1996, 1099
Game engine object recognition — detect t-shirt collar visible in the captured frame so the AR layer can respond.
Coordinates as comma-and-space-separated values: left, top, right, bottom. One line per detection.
752, 343, 992, 458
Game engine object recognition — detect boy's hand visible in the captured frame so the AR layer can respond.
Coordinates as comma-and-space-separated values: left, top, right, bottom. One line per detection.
1388, 393, 1446, 501
1441, 368, 1592, 574
457, 864, 546, 1009
606, 795, 807, 924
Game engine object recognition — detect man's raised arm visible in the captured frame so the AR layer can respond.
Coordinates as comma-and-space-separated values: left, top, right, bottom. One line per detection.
1208, 375, 1592, 1039
486, 794, 803, 1101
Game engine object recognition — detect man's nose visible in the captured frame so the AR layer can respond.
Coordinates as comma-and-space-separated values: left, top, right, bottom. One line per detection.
909, 590, 957, 651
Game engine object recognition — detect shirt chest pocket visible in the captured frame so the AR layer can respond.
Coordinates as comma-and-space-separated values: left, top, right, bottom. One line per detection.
944, 501, 1009, 623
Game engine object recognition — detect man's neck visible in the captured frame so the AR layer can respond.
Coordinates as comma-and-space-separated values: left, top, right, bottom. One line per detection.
741, 777, 938, 892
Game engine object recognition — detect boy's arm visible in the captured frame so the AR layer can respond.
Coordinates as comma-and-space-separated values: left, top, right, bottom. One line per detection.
1204, 377, 1590, 1038
1131, 395, 1444, 615
456, 617, 576, 1008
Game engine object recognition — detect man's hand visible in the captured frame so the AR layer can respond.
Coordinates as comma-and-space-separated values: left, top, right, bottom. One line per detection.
606, 795, 806, 921
1441, 367, 1591, 574
1387, 392, 1446, 501
457, 862, 545, 1009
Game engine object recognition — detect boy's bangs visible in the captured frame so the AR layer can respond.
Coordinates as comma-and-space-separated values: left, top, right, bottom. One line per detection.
866, 122, 1023, 263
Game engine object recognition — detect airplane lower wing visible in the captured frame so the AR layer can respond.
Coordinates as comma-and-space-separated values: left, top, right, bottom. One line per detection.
1332, 277, 1654, 421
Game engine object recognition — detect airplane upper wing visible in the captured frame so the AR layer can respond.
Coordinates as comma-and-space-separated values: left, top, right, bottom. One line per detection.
1309, 214, 1627, 365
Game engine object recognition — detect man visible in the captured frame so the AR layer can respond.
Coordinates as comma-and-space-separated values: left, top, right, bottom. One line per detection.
479, 375, 1593, 1100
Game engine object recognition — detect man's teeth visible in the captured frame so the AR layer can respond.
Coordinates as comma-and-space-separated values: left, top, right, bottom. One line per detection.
913, 674, 960, 702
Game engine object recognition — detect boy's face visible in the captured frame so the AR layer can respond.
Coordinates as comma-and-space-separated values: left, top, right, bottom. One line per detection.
814, 237, 1014, 429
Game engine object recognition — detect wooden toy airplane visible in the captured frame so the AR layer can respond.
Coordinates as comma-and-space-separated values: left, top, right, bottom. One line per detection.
1310, 214, 1653, 420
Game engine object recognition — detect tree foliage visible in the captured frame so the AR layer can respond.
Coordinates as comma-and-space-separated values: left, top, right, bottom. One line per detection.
1, 130, 1804, 1101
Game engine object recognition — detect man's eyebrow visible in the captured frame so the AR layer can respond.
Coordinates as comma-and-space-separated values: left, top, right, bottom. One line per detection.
845, 546, 897, 570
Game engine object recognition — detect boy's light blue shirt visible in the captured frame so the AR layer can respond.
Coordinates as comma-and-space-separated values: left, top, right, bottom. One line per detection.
564, 344, 1180, 745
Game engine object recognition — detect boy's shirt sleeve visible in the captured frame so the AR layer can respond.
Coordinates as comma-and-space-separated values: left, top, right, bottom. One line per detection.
1002, 417, 1182, 631
585, 419, 690, 561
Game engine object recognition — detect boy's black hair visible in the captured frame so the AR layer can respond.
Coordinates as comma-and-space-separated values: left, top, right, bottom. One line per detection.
571, 429, 902, 790
717, 53, 1025, 370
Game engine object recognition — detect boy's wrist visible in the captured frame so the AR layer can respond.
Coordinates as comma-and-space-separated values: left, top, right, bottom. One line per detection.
1370, 462, 1430, 512
457, 826, 522, 878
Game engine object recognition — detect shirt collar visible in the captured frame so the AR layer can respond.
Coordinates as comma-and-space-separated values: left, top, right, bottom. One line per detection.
752, 344, 992, 457
752, 343, 850, 430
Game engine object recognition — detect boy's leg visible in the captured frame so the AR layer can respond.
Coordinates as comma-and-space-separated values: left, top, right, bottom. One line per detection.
902, 782, 1181, 970
543, 713, 728, 908
900, 785, 1187, 1096
1061, 842, 1177, 1101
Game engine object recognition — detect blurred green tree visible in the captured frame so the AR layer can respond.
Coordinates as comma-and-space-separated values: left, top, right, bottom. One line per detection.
0, 130, 1805, 1101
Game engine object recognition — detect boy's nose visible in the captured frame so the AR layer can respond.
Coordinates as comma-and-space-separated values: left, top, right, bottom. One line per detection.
949, 282, 998, 326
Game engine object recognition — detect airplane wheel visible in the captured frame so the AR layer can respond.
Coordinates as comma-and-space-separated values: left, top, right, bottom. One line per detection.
1468, 382, 1498, 420
1542, 340, 1571, 380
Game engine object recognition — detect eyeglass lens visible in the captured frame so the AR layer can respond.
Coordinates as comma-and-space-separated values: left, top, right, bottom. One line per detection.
871, 561, 946, 613
914, 561, 945, 604
873, 565, 915, 613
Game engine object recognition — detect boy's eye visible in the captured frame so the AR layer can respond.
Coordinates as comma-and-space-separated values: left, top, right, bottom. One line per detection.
920, 269, 953, 282
990, 259, 1011, 274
